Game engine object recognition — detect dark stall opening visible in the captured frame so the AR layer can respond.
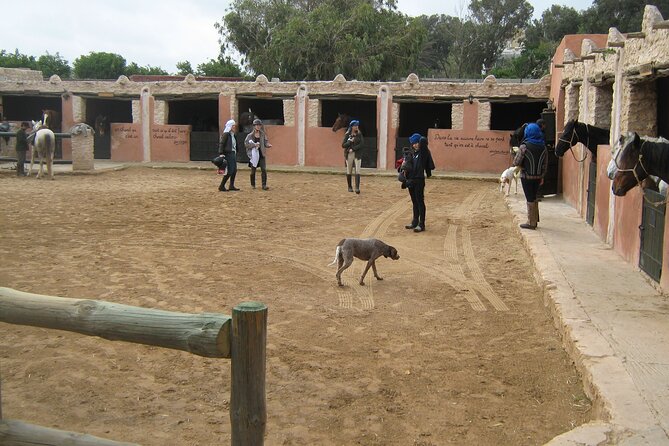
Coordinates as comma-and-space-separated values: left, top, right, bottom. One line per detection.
168, 99, 219, 132
237, 98, 284, 129
2, 95, 62, 127
167, 99, 219, 162
86, 98, 133, 159
321, 98, 378, 168
398, 102, 452, 137
658, 77, 669, 139
395, 101, 452, 160
490, 101, 546, 130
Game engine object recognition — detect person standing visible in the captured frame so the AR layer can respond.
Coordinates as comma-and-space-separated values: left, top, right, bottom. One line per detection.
15, 122, 30, 177
218, 119, 240, 192
341, 119, 364, 194
512, 123, 548, 229
404, 133, 435, 233
244, 118, 272, 190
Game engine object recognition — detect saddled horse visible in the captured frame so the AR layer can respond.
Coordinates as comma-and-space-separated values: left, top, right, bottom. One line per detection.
41, 109, 61, 132
27, 120, 56, 179
555, 119, 610, 159
607, 132, 669, 196
332, 113, 352, 132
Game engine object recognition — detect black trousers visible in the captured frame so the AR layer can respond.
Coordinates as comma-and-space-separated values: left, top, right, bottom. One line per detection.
250, 156, 267, 187
408, 179, 426, 226
521, 178, 541, 202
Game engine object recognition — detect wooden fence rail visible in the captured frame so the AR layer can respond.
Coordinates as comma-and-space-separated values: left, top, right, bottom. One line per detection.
0, 287, 267, 446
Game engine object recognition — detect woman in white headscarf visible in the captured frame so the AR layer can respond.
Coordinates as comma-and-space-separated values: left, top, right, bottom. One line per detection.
218, 119, 240, 191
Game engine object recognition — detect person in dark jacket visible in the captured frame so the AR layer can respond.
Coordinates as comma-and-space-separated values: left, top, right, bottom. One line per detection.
218, 119, 240, 192
405, 133, 435, 233
341, 119, 364, 193
512, 123, 548, 229
15, 122, 30, 177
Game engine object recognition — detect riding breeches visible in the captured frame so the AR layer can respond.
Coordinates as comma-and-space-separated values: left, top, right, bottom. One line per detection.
345, 151, 361, 175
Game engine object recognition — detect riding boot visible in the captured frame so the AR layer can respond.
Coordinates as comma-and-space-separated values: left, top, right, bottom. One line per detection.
261, 171, 268, 190
535, 201, 540, 223
346, 174, 353, 192
250, 171, 256, 189
520, 202, 537, 229
229, 173, 240, 191
355, 174, 360, 194
219, 175, 229, 191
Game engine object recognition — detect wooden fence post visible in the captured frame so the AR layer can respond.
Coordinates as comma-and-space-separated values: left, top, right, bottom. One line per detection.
230, 302, 267, 446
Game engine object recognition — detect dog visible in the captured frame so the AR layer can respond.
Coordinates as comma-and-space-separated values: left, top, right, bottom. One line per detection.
499, 165, 521, 196
328, 238, 400, 286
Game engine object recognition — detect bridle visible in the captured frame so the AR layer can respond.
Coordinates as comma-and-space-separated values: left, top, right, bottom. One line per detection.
558, 123, 589, 163
612, 140, 668, 206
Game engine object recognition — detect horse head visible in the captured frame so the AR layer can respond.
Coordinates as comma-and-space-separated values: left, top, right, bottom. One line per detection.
41, 109, 60, 131
95, 115, 109, 136
332, 113, 351, 132
608, 132, 644, 196
555, 119, 578, 157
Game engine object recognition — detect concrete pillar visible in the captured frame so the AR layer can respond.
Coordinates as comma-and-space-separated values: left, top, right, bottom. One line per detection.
377, 85, 390, 170
608, 47, 625, 245
296, 85, 307, 167
70, 124, 95, 171
140, 86, 152, 162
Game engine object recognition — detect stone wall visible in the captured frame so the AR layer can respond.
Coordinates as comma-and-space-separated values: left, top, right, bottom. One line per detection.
477, 102, 491, 130
452, 103, 464, 130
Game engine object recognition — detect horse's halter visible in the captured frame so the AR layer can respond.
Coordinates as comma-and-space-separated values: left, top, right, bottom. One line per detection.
612, 140, 667, 205
558, 123, 589, 162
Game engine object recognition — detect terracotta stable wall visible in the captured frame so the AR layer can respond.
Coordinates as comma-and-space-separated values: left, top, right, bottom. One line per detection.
305, 127, 349, 168
151, 124, 190, 162
612, 188, 643, 266
111, 123, 143, 161
266, 125, 298, 166
662, 214, 669, 291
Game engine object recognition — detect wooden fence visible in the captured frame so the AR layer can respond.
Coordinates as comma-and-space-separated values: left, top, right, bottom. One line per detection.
0, 287, 267, 446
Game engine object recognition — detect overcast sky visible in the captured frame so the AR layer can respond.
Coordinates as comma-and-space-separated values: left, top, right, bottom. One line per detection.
0, 0, 594, 74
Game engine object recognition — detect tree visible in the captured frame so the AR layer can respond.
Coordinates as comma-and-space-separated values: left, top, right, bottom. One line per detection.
468, 0, 533, 72
217, 0, 425, 80
176, 60, 194, 75
0, 49, 37, 70
73, 52, 126, 79
124, 63, 169, 76
196, 55, 244, 77
37, 52, 72, 78
580, 0, 669, 33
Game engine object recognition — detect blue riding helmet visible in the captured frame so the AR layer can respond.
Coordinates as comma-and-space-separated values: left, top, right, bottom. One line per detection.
409, 133, 422, 144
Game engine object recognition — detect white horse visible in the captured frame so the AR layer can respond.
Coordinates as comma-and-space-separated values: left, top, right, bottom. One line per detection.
28, 120, 56, 179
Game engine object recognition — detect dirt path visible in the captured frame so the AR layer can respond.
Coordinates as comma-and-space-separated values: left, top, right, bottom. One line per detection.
0, 168, 592, 445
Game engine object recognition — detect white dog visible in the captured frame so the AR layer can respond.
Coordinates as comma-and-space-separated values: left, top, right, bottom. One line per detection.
499, 166, 521, 196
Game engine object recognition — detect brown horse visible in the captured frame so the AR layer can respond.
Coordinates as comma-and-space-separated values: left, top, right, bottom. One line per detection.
332, 113, 351, 132
608, 132, 669, 196
41, 109, 61, 132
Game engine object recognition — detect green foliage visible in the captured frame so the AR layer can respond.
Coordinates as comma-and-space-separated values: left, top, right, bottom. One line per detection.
73, 52, 127, 79
0, 49, 38, 70
37, 52, 72, 78
124, 63, 169, 76
196, 55, 244, 77
217, 0, 425, 81
176, 60, 194, 75
580, 0, 669, 33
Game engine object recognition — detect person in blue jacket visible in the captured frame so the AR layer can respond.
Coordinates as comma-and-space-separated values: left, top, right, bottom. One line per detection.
404, 133, 435, 233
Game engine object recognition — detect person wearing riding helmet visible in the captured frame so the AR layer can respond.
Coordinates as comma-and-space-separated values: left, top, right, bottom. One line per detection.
244, 118, 273, 190
404, 133, 435, 233
341, 119, 364, 193
512, 122, 548, 229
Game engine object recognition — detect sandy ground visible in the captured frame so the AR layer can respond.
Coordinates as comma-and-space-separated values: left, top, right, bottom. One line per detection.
0, 168, 592, 445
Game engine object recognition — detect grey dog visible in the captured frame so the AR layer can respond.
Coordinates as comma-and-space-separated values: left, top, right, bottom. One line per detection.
328, 238, 400, 286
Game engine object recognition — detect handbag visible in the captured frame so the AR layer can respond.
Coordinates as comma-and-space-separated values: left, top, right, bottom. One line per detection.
211, 154, 228, 170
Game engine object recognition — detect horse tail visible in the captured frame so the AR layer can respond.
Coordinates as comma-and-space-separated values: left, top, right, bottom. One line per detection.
46, 132, 55, 151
